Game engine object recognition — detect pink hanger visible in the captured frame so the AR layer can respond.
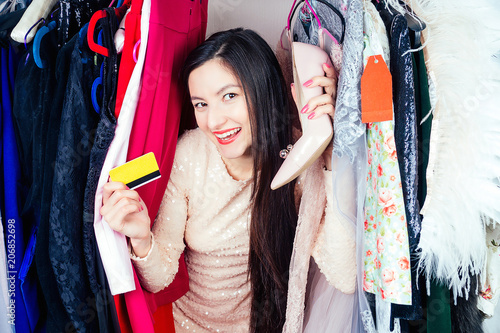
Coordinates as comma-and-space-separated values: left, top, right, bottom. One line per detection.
287, 0, 321, 31
304, 0, 322, 30
133, 39, 141, 63
287, 0, 298, 31
287, 0, 340, 46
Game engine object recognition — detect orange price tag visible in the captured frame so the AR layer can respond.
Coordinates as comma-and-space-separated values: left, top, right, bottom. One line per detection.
361, 55, 393, 123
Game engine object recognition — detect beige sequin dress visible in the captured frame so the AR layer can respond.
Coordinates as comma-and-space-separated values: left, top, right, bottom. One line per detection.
131, 128, 356, 333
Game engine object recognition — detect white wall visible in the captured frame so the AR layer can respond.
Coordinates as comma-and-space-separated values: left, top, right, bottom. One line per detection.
206, 0, 293, 50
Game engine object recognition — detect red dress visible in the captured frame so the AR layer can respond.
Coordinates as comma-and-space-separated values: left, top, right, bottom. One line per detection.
114, 0, 208, 332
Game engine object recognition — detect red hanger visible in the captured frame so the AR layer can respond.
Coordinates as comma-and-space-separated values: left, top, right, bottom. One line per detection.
87, 8, 122, 57
87, 10, 109, 57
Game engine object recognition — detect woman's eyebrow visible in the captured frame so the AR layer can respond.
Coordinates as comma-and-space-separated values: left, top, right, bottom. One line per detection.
190, 84, 241, 101
216, 84, 241, 96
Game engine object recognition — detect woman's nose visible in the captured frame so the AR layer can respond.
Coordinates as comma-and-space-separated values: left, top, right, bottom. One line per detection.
207, 107, 226, 130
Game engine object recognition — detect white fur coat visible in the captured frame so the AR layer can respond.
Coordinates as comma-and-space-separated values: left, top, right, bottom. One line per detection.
386, 0, 500, 299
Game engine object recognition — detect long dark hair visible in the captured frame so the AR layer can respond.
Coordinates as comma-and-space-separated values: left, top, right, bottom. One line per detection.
181, 28, 298, 332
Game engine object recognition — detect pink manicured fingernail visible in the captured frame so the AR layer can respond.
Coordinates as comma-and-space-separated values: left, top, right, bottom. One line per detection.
140, 206, 143, 212
303, 80, 313, 87
308, 112, 315, 120
138, 197, 142, 202
125, 186, 130, 190
324, 62, 331, 68
300, 105, 309, 114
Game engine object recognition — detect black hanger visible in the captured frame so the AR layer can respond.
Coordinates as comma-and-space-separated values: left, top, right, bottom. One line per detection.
374, 0, 426, 48
289, 0, 346, 44
400, 2, 425, 48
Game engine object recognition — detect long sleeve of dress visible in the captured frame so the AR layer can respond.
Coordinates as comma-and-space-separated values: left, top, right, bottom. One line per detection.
130, 149, 189, 293
285, 157, 357, 332
312, 168, 357, 294
292, 156, 357, 296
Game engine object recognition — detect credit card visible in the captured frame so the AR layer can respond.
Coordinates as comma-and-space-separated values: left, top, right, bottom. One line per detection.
109, 152, 161, 190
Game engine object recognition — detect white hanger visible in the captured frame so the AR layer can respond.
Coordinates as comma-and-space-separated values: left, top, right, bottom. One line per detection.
10, 0, 58, 43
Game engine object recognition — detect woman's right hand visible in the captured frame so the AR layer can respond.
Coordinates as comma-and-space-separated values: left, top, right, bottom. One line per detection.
100, 181, 152, 257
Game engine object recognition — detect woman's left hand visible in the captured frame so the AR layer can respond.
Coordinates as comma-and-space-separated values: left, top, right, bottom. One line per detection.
291, 62, 338, 170
294, 62, 338, 121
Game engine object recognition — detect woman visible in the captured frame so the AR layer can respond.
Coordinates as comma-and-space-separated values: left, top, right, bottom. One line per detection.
100, 28, 349, 332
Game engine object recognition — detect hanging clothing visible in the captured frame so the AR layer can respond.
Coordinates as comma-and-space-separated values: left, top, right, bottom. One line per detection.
34, 30, 78, 333
30, 8, 117, 328
362, 2, 412, 307
302, 258, 355, 333
300, 1, 375, 332
10, 6, 113, 330
330, 0, 365, 161
281, 3, 359, 330
376, 2, 423, 323
45, 32, 102, 332
284, 124, 357, 333
0, 8, 26, 48
46, 6, 127, 329
451, 272, 485, 333
11, 25, 57, 228
413, 48, 451, 333
427, 282, 452, 333
414, 0, 500, 302
292, 0, 365, 159
328, 1, 373, 332
126, 0, 208, 238
56, 0, 111, 46
114, 0, 143, 118
115, 1, 208, 332
292, 0, 345, 55
290, 4, 371, 333
412, 46, 452, 333
0, 212, 11, 333
0, 0, 29, 15
81, 6, 123, 333
10, 42, 47, 332
94, 0, 151, 297
289, 154, 357, 333
0, 46, 19, 333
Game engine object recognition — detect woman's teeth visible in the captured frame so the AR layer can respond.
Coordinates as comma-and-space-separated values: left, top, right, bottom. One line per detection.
215, 128, 241, 140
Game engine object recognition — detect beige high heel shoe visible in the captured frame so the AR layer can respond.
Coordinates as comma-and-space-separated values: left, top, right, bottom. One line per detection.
271, 42, 333, 190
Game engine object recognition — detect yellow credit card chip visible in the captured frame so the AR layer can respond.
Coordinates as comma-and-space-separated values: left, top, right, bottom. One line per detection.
109, 152, 161, 189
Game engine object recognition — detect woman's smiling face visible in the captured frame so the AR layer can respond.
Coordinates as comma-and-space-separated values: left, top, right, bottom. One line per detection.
188, 59, 253, 163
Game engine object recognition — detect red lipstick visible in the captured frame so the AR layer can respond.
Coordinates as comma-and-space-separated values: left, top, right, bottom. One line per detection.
213, 127, 242, 145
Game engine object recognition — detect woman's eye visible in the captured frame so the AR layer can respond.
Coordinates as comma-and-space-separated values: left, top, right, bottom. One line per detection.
223, 93, 237, 101
193, 102, 207, 108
